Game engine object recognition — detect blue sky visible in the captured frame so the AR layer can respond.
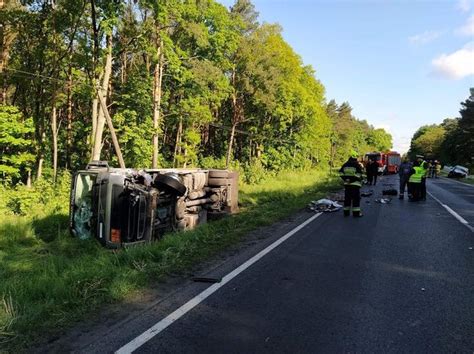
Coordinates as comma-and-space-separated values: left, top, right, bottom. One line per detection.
218, 0, 474, 153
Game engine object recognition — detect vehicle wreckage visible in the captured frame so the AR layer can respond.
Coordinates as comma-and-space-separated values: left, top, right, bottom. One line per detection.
69, 161, 239, 248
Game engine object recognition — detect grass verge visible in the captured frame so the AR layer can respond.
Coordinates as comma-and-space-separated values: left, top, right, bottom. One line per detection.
0, 169, 339, 350
460, 176, 474, 185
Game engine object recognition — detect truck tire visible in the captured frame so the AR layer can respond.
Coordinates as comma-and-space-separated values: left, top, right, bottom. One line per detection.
208, 177, 229, 187
208, 170, 229, 178
154, 174, 187, 196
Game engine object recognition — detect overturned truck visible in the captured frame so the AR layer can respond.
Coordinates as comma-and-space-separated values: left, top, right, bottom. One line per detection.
69, 161, 239, 248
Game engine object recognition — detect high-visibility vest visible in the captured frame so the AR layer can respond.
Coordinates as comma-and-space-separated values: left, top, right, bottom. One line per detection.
340, 166, 362, 187
409, 166, 424, 183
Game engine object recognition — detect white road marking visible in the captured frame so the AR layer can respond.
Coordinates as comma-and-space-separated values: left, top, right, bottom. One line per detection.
115, 212, 323, 354
427, 191, 474, 233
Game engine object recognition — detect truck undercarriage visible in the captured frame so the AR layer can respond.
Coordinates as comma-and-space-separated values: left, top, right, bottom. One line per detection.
69, 161, 238, 248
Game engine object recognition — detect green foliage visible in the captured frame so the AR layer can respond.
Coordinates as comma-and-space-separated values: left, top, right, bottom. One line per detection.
326, 100, 393, 164
367, 128, 392, 152
0, 106, 35, 183
409, 125, 445, 159
409, 90, 474, 167
2, 0, 392, 179
1, 171, 71, 216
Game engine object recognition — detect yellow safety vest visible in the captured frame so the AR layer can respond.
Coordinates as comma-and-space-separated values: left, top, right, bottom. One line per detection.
409, 166, 424, 183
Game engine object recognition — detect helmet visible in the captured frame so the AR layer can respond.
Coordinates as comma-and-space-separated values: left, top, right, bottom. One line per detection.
350, 150, 358, 158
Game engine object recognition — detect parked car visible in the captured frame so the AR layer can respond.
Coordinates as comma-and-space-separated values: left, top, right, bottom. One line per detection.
447, 165, 469, 179
69, 161, 239, 248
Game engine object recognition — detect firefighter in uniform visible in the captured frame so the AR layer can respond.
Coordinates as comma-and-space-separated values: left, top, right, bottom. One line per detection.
339, 151, 363, 217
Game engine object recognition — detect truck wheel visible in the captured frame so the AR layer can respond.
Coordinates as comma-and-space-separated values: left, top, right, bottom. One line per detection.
154, 174, 187, 196
208, 170, 229, 178
208, 177, 229, 186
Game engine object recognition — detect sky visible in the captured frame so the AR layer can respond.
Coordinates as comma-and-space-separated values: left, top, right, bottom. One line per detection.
218, 0, 474, 153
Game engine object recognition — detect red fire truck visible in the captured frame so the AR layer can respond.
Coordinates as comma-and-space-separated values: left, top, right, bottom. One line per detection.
364, 151, 401, 174
384, 151, 401, 174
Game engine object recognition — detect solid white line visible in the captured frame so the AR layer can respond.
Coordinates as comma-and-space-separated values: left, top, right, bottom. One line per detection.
115, 212, 323, 354
427, 191, 474, 233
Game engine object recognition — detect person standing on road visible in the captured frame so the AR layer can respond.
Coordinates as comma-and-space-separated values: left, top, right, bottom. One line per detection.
428, 160, 435, 178
339, 151, 363, 217
408, 160, 424, 201
398, 158, 412, 200
435, 161, 441, 178
420, 158, 428, 201
366, 158, 378, 186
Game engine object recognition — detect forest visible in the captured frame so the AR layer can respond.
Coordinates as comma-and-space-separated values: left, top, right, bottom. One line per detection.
1, 0, 392, 190
0, 1, 397, 347
408, 90, 474, 168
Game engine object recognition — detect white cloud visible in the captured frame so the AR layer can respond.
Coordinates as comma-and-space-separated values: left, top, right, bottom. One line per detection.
408, 30, 443, 45
431, 42, 474, 80
457, 0, 472, 13
456, 15, 474, 36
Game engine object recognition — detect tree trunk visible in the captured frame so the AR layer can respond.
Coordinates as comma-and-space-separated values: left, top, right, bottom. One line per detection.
173, 118, 182, 167
91, 35, 113, 161
0, 0, 16, 105
152, 41, 163, 168
37, 153, 44, 180
226, 122, 237, 168
26, 170, 31, 188
91, 95, 98, 154
51, 105, 58, 182
66, 69, 73, 169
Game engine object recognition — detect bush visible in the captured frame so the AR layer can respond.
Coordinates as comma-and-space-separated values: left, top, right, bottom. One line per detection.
1, 170, 71, 216
243, 160, 267, 184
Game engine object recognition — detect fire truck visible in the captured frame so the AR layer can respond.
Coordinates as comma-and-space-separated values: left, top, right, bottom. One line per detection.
364, 151, 401, 174
384, 151, 402, 174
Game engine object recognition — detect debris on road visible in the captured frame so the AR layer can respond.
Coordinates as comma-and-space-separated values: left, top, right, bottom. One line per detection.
375, 198, 392, 204
308, 199, 343, 212
382, 189, 398, 196
361, 191, 374, 197
192, 277, 222, 283
326, 192, 345, 203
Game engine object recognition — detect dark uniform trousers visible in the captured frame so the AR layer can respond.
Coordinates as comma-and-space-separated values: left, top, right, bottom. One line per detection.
344, 185, 361, 216
399, 175, 409, 195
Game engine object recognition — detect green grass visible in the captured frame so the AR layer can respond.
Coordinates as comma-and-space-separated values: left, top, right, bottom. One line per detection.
0, 169, 339, 350
459, 177, 474, 185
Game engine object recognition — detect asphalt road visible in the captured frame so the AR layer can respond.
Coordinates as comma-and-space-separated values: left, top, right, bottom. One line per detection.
52, 175, 474, 353
427, 177, 474, 227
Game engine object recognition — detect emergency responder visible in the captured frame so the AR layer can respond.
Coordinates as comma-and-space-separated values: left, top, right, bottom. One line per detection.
420, 158, 428, 201
339, 151, 363, 217
366, 158, 378, 186
398, 157, 412, 199
408, 160, 425, 201
434, 161, 441, 178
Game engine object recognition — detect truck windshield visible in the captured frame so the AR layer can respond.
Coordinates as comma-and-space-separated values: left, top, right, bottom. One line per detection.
73, 173, 97, 239
388, 155, 401, 165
